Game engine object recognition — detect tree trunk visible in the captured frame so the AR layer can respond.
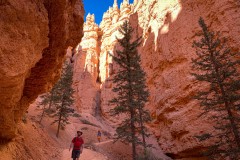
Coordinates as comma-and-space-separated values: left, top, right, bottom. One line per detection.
210, 51, 240, 150
125, 47, 137, 160
130, 109, 137, 160
139, 108, 147, 159
57, 93, 66, 138
138, 93, 147, 159
217, 82, 240, 159
220, 87, 240, 149
56, 113, 62, 138
129, 92, 137, 160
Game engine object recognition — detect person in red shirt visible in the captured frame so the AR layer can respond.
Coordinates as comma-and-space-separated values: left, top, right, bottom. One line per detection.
69, 131, 84, 160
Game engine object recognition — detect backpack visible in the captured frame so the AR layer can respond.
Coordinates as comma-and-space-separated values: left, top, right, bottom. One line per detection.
73, 137, 83, 150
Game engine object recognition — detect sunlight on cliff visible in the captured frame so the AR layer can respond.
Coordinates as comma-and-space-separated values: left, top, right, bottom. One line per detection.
140, 0, 182, 49
74, 0, 183, 83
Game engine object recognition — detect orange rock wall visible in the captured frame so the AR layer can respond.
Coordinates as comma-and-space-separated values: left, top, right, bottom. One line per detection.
131, 0, 240, 158
0, 0, 84, 140
74, 0, 240, 158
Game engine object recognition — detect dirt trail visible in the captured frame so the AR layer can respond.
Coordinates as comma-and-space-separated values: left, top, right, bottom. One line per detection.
94, 140, 113, 145
61, 148, 108, 160
25, 103, 170, 160
61, 140, 115, 160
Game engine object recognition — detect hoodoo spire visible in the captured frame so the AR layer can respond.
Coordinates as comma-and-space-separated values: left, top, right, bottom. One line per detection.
113, 0, 117, 6
123, 0, 129, 4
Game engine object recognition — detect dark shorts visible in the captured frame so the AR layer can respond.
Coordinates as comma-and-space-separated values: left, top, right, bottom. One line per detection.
71, 150, 80, 158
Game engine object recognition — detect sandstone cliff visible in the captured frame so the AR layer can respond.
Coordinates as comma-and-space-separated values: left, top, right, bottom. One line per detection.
73, 0, 240, 158
0, 0, 84, 140
131, 0, 240, 158
73, 13, 101, 114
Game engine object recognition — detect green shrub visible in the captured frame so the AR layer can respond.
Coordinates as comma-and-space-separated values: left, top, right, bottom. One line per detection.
72, 113, 81, 117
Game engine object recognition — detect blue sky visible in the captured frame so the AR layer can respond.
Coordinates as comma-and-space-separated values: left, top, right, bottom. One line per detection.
83, 0, 134, 25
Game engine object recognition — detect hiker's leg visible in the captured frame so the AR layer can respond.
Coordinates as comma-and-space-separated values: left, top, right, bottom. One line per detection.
72, 150, 76, 160
76, 150, 80, 160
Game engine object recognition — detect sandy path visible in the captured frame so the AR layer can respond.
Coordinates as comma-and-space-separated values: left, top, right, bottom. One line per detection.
61, 140, 113, 160
94, 140, 113, 146
61, 148, 108, 160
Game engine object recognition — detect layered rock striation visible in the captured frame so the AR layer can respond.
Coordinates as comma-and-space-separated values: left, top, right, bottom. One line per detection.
0, 0, 84, 140
74, 0, 240, 158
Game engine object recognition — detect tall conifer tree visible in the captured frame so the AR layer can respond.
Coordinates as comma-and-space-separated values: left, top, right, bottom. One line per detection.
51, 62, 75, 138
110, 21, 151, 160
38, 93, 50, 123
192, 17, 240, 159
38, 79, 61, 123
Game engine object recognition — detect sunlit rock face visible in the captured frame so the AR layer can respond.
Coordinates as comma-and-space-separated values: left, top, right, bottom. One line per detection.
74, 0, 240, 158
0, 0, 84, 140
73, 14, 100, 114
130, 0, 240, 158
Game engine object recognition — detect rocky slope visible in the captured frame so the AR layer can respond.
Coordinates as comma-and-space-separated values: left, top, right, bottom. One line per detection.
73, 0, 240, 158
0, 0, 84, 140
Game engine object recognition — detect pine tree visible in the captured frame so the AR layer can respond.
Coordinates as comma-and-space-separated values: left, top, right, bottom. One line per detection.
135, 63, 151, 159
110, 21, 151, 160
192, 17, 240, 159
50, 62, 75, 138
38, 93, 50, 123
37, 81, 60, 123
47, 84, 58, 110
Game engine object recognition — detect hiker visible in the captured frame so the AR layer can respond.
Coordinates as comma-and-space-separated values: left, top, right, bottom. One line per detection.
69, 131, 84, 160
97, 130, 101, 143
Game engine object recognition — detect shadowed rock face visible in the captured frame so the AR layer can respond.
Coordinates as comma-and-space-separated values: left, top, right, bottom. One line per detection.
73, 0, 240, 158
0, 0, 84, 140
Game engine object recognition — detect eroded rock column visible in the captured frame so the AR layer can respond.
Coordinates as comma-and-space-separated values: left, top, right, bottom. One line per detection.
73, 14, 101, 114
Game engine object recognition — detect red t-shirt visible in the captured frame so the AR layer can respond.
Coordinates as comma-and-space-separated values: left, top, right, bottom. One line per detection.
72, 137, 84, 150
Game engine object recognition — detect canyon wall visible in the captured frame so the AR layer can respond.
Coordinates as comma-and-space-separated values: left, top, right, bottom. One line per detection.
0, 0, 84, 140
130, 0, 240, 158
74, 0, 240, 158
